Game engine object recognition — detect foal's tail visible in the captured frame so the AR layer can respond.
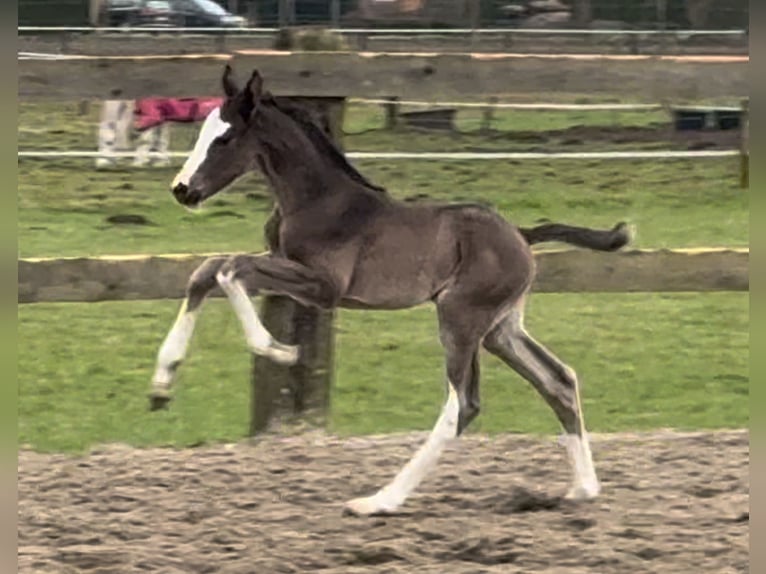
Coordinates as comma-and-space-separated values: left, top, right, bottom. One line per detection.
518, 221, 632, 251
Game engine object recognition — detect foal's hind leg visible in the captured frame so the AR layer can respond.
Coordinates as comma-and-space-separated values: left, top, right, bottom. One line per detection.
483, 306, 600, 500
150, 256, 227, 409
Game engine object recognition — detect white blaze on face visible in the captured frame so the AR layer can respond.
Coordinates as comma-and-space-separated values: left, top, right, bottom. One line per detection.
172, 107, 232, 189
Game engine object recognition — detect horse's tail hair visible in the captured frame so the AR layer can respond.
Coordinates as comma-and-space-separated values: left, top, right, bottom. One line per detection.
518, 221, 632, 251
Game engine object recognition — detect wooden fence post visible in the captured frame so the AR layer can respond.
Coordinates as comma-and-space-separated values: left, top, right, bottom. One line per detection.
384, 97, 399, 130
249, 97, 345, 435
740, 98, 749, 189
250, 297, 335, 434
481, 97, 497, 133
468, 0, 481, 50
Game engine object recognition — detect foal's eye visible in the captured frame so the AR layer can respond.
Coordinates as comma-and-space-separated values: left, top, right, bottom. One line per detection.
213, 134, 232, 146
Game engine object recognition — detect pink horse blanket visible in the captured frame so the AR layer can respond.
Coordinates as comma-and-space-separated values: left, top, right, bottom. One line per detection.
134, 97, 224, 131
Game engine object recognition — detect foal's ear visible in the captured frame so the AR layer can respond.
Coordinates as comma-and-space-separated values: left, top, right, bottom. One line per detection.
244, 69, 264, 103
238, 70, 264, 121
222, 64, 239, 98
231, 70, 261, 122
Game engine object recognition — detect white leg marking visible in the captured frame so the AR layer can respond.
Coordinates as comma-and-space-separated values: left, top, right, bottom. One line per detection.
345, 383, 460, 515
216, 270, 299, 365
560, 433, 601, 500
152, 300, 198, 392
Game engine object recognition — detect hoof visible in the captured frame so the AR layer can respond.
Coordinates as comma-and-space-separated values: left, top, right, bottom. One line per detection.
343, 495, 398, 517
257, 341, 300, 366
149, 392, 172, 411
565, 483, 601, 501
609, 221, 634, 251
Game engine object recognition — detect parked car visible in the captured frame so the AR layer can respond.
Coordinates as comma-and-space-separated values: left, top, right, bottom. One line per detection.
103, 0, 246, 28
141, 0, 173, 26
170, 0, 247, 27
103, 0, 170, 27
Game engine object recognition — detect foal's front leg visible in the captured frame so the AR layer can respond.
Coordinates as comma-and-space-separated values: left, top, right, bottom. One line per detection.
150, 256, 228, 409
214, 254, 340, 363
149, 253, 307, 410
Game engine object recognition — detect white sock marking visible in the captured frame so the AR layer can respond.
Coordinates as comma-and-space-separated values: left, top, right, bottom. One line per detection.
216, 270, 273, 352
560, 433, 601, 499
152, 300, 198, 389
345, 384, 460, 515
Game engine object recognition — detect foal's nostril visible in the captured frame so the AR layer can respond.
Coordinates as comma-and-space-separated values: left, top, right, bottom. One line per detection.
186, 190, 202, 206
172, 183, 188, 199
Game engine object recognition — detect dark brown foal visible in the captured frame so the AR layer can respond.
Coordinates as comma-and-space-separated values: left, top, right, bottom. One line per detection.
151, 66, 628, 515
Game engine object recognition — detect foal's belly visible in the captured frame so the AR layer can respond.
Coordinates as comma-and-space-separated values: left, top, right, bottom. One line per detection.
291, 202, 466, 310
339, 272, 438, 310
337, 296, 430, 311
340, 237, 456, 310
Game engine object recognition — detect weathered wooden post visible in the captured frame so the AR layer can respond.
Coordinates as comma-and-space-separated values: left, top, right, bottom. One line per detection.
384, 97, 399, 130
468, 0, 481, 50
740, 98, 749, 189
249, 96, 346, 435
481, 97, 497, 133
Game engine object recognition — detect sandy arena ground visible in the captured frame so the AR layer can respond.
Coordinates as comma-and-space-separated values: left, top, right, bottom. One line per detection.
18, 429, 748, 573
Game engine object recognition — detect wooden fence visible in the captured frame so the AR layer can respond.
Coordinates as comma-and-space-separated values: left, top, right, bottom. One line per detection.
19, 51, 749, 102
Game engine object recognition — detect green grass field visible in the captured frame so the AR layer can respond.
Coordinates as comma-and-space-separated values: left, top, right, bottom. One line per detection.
17, 102, 749, 453
19, 157, 747, 257
19, 293, 748, 453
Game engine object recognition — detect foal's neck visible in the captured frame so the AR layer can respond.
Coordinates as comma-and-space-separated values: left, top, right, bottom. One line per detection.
258, 147, 373, 215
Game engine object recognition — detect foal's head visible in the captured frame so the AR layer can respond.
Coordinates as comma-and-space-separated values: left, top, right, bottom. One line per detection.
170, 65, 322, 208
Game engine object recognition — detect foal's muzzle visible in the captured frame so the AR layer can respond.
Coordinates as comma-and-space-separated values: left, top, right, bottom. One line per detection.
171, 182, 202, 207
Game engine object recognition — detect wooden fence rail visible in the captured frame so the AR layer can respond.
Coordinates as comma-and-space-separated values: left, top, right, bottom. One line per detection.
17, 248, 749, 432
18, 248, 749, 305
18, 52, 749, 102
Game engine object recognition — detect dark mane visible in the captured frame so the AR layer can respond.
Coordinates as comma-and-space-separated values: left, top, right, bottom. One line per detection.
269, 97, 388, 195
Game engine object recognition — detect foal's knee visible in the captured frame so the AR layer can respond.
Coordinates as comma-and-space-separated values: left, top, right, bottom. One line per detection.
312, 281, 340, 309
186, 256, 227, 310
216, 254, 252, 279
